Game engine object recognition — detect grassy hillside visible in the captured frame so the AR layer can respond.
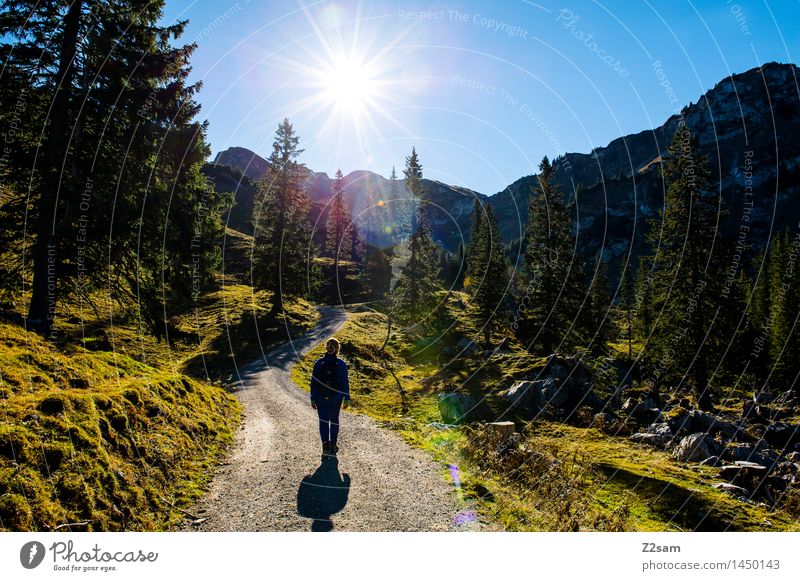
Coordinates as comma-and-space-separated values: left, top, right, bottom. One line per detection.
0, 322, 239, 531
1, 228, 320, 531
293, 295, 800, 531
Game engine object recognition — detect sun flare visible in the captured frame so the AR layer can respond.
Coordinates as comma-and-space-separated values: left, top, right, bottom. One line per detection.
278, 4, 417, 152
323, 57, 377, 112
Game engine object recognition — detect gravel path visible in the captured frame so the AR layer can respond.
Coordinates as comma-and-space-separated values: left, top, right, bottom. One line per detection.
182, 307, 460, 531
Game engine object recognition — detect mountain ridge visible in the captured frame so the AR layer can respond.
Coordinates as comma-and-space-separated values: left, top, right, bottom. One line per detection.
209, 61, 800, 269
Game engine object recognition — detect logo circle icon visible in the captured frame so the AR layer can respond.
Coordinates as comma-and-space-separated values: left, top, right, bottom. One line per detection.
20, 541, 46, 569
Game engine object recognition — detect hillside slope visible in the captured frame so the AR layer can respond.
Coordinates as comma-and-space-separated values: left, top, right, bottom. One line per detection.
0, 322, 239, 531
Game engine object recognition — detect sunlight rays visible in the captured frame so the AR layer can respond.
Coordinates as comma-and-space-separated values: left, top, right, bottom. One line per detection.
267, 2, 417, 160
322, 53, 377, 114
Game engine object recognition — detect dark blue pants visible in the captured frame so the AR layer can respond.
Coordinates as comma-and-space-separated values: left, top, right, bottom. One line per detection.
316, 398, 342, 445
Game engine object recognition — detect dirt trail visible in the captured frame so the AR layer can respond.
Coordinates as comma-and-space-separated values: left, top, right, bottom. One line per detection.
183, 307, 460, 531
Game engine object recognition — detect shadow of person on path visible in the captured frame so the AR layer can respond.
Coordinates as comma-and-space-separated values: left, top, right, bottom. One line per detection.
296, 457, 351, 531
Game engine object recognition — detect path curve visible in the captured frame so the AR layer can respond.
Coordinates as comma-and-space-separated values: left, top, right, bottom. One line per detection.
183, 306, 459, 531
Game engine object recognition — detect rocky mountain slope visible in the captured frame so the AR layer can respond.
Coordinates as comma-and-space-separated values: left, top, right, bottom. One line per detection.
490, 62, 800, 273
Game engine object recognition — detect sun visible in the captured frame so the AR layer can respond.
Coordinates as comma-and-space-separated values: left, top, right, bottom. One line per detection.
323, 57, 377, 112
275, 4, 418, 150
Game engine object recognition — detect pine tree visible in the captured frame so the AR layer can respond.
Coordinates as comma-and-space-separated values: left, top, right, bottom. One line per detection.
464, 197, 485, 291
635, 255, 655, 340
350, 230, 362, 263
767, 232, 788, 374
723, 267, 754, 382
644, 123, 726, 410
20, 0, 84, 336
0, 0, 223, 336
253, 118, 314, 314
386, 165, 411, 243
751, 247, 771, 327
746, 231, 800, 396
766, 230, 800, 391
436, 246, 463, 290
516, 156, 586, 354
471, 204, 511, 347
348, 216, 364, 265
618, 260, 637, 360
326, 169, 353, 266
392, 206, 442, 324
403, 148, 424, 197
392, 148, 442, 324
361, 244, 392, 300
325, 169, 361, 300
454, 242, 466, 289
748, 246, 772, 380
403, 147, 424, 235
584, 260, 613, 353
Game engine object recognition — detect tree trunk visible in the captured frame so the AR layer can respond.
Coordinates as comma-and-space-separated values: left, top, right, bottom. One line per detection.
696, 367, 714, 411
487, 421, 515, 439
270, 287, 284, 317
627, 311, 632, 359
380, 310, 392, 352
27, 0, 83, 336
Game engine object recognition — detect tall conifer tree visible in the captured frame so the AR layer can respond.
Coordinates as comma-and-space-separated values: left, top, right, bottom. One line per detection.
618, 260, 637, 359
464, 197, 485, 290
766, 230, 800, 391
253, 119, 314, 314
644, 124, 726, 409
0, 0, 223, 335
584, 260, 613, 353
471, 204, 511, 347
517, 156, 586, 354
326, 169, 353, 266
392, 148, 442, 323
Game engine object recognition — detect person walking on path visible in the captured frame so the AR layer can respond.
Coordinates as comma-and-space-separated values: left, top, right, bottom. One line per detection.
310, 337, 351, 459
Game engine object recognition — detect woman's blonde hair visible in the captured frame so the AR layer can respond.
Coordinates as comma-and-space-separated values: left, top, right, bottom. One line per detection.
325, 337, 340, 354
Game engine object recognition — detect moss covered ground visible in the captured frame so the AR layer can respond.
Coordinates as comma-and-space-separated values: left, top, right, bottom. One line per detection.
0, 322, 239, 531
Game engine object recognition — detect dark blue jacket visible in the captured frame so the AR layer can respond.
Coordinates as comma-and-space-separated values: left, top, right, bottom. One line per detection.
310, 353, 350, 403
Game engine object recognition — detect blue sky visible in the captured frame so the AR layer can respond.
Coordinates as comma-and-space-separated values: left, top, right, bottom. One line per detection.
162, 0, 799, 195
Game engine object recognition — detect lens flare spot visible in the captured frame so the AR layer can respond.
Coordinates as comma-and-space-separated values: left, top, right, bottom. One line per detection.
448, 464, 461, 489
453, 510, 478, 526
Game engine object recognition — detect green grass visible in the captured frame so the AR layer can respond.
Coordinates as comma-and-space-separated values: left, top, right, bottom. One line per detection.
292, 294, 800, 532
523, 422, 797, 531
0, 322, 240, 531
